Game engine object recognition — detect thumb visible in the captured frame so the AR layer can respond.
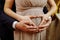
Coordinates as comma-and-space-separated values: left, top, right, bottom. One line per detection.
29, 15, 37, 19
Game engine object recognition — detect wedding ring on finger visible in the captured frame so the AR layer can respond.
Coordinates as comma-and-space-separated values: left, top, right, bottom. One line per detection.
48, 16, 51, 19
46, 16, 51, 21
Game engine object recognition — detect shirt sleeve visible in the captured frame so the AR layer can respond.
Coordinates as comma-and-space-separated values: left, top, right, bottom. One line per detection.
12, 21, 18, 29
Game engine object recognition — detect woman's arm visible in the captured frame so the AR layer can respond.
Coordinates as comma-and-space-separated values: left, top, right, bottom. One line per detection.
46, 0, 57, 16
38, 0, 57, 30
4, 0, 38, 32
4, 0, 24, 21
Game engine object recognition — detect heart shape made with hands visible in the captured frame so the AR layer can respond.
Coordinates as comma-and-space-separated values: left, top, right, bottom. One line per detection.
18, 8, 51, 29
30, 16, 42, 26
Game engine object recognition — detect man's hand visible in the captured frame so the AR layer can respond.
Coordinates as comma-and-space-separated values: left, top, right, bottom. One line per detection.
15, 15, 52, 33
15, 22, 38, 33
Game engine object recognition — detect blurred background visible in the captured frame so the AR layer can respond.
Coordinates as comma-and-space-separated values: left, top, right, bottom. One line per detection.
46, 0, 60, 40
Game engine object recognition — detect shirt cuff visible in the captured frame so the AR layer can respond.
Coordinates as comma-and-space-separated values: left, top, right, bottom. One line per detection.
12, 21, 18, 29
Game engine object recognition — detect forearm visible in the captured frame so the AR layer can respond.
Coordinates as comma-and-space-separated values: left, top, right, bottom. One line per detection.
46, 5, 57, 16
46, 0, 57, 16
4, 8, 23, 21
4, 0, 23, 21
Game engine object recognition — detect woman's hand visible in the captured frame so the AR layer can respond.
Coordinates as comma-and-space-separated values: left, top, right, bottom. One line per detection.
18, 16, 39, 32
38, 14, 52, 32
20, 16, 37, 26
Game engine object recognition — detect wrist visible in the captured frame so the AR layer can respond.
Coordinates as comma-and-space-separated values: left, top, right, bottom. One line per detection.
15, 22, 20, 29
45, 14, 51, 17
13, 21, 18, 29
46, 12, 53, 16
15, 22, 23, 30
17, 15, 24, 21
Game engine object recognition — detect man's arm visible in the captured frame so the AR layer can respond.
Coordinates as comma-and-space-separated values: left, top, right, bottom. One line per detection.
0, 0, 17, 30
0, 11, 17, 30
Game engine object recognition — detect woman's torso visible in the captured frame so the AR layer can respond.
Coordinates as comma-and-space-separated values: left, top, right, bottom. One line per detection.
15, 0, 47, 12
15, 0, 47, 25
14, 0, 47, 40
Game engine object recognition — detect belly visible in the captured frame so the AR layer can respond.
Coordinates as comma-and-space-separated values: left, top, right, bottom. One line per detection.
15, 8, 46, 40
16, 8, 44, 26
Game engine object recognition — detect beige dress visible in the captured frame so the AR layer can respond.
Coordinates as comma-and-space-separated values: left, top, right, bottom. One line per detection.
14, 0, 47, 40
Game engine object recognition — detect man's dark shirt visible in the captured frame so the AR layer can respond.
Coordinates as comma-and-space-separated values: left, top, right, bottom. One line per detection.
0, 0, 5, 10
0, 0, 16, 40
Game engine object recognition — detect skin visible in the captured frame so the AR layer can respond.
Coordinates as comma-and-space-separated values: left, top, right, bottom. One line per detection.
4, 0, 38, 32
4, 0, 57, 32
15, 22, 38, 33
38, 0, 57, 31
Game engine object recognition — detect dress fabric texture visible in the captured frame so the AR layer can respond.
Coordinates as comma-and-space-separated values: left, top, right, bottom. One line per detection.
14, 0, 47, 40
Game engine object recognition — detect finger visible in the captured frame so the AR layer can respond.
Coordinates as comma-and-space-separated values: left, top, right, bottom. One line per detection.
28, 19, 37, 26
39, 26, 48, 32
20, 21, 29, 24
30, 21, 38, 30
29, 15, 37, 19
17, 22, 37, 32
39, 18, 51, 27
24, 24, 38, 32
40, 16, 51, 25
40, 19, 45, 25
25, 24, 37, 29
31, 22, 36, 26
28, 29, 38, 33
21, 21, 34, 26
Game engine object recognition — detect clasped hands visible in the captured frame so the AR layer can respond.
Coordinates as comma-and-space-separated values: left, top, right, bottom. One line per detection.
16, 14, 51, 33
